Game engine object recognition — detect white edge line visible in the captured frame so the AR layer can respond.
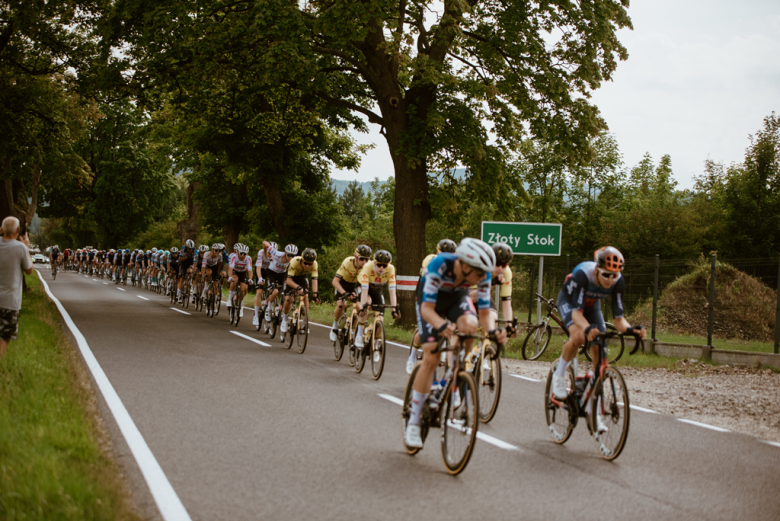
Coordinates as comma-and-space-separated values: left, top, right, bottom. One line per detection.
377, 393, 518, 450
677, 418, 730, 433
230, 330, 271, 347
510, 374, 542, 383
170, 307, 190, 315
763, 440, 780, 449
103, 282, 109, 285
117, 288, 126, 291
629, 405, 658, 414
35, 270, 192, 521
92, 279, 98, 281
137, 295, 149, 301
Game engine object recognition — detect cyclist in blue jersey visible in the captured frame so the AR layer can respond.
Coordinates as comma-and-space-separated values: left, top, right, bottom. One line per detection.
551, 247, 646, 404
404, 238, 506, 449
176, 239, 197, 301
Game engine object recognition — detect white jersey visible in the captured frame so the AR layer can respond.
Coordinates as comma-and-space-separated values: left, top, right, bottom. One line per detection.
267, 246, 290, 273
202, 251, 221, 267
230, 255, 252, 273
255, 249, 272, 268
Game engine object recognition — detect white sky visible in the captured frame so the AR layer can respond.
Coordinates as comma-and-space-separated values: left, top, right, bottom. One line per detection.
333, 0, 780, 190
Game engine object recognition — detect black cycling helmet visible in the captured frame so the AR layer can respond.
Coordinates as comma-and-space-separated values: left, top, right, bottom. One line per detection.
374, 250, 392, 264
492, 242, 513, 266
354, 244, 372, 259
301, 248, 317, 262
437, 238, 457, 254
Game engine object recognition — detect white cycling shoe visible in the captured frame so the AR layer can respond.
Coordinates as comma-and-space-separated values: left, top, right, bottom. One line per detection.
253, 315, 259, 326
596, 412, 609, 433
406, 358, 415, 375
373, 350, 381, 363
354, 335, 365, 348
551, 373, 569, 400
226, 300, 232, 308
451, 389, 462, 409
264, 310, 271, 322
405, 424, 424, 448
239, 307, 243, 318
280, 320, 288, 333
329, 329, 338, 342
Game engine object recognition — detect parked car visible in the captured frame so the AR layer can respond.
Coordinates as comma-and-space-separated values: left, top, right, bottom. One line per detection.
33, 254, 46, 264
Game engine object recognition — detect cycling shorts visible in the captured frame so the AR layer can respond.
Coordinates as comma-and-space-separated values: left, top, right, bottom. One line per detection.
335, 281, 357, 298
233, 270, 249, 284
416, 289, 476, 344
556, 288, 606, 334
206, 264, 220, 280
284, 275, 309, 295
268, 270, 286, 287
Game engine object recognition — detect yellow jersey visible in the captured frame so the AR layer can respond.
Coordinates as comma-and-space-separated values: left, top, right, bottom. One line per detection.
420, 254, 436, 275
335, 256, 361, 283
359, 260, 396, 290
287, 256, 319, 278
497, 266, 512, 299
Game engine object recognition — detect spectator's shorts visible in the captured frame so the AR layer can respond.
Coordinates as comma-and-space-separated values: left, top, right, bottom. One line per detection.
0, 308, 20, 342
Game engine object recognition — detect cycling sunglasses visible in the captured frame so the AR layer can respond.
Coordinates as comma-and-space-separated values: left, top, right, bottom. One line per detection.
467, 266, 485, 278
597, 268, 619, 279
302, 261, 313, 267
238, 252, 247, 256
357, 256, 369, 262
376, 263, 388, 269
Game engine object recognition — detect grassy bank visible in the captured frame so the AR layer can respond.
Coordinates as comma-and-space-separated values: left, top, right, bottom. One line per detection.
0, 274, 140, 520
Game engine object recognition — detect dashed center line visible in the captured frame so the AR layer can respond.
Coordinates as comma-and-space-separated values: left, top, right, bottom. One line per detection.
137, 295, 149, 301
103, 282, 109, 285
117, 288, 126, 292
230, 331, 271, 347
170, 308, 190, 315
377, 393, 519, 451
93, 278, 98, 281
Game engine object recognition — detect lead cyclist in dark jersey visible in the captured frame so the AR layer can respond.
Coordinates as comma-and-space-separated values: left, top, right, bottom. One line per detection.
551, 246, 646, 402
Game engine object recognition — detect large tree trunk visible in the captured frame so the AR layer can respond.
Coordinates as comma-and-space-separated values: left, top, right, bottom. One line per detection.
177, 181, 202, 246
259, 174, 292, 242
222, 222, 241, 253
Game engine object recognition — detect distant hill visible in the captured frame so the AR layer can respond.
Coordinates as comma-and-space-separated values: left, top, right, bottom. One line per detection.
331, 179, 376, 195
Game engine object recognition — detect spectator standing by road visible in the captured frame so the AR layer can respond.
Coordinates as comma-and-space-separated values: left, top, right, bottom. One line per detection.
0, 216, 34, 360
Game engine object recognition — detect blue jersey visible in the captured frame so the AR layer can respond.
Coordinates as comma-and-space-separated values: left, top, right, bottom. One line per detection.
179, 246, 195, 263
221, 251, 230, 265
560, 261, 625, 318
418, 253, 492, 310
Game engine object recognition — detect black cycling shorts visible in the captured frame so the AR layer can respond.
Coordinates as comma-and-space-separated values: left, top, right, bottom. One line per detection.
335, 281, 357, 298
233, 270, 249, 284
284, 275, 309, 295
416, 290, 476, 344
268, 270, 286, 287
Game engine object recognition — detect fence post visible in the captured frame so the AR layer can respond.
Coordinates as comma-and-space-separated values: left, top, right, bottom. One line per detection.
775, 254, 780, 355
707, 254, 716, 348
536, 256, 544, 325
652, 254, 659, 341
528, 264, 534, 324
566, 254, 570, 274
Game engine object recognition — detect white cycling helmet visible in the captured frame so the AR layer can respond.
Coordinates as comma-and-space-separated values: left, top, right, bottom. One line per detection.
456, 238, 496, 273
170, 247, 179, 253
185, 239, 195, 248
238, 244, 250, 254
199, 244, 209, 252
284, 244, 298, 256
151, 247, 157, 253
146, 250, 151, 254
268, 241, 278, 251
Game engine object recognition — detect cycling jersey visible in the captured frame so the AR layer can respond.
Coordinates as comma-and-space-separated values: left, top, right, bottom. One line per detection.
419, 253, 492, 310
335, 256, 361, 283
107, 252, 114, 263
221, 251, 229, 265
202, 251, 222, 267
497, 266, 512, 301
287, 256, 318, 278
358, 260, 396, 291
267, 246, 291, 273
558, 261, 625, 318
229, 255, 252, 273
255, 250, 272, 269
169, 252, 180, 265
420, 253, 436, 275
179, 247, 196, 264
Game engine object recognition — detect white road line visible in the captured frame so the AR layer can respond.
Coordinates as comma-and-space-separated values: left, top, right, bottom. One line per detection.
511, 374, 542, 383
117, 288, 126, 292
311, 321, 410, 349
763, 440, 780, 449
93, 279, 98, 281
377, 393, 519, 451
103, 282, 109, 285
230, 331, 271, 347
137, 296, 149, 301
677, 419, 730, 433
629, 405, 658, 414
170, 308, 190, 315
36, 271, 192, 521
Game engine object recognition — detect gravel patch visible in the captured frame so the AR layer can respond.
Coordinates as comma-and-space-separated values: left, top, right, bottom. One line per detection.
503, 358, 780, 443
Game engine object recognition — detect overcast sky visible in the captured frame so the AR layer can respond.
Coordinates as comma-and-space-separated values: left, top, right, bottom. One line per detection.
332, 0, 780, 190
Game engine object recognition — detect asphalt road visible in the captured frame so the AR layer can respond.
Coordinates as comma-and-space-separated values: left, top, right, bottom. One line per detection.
44, 269, 780, 521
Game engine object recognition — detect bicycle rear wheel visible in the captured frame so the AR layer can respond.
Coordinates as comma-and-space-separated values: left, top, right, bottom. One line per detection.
268, 304, 278, 339
476, 343, 502, 422
296, 306, 308, 354
347, 315, 358, 367
522, 324, 552, 360
401, 363, 429, 455
355, 331, 367, 373
544, 360, 576, 444
592, 367, 630, 460
234, 296, 242, 326
370, 321, 386, 380
441, 372, 478, 475
284, 315, 294, 349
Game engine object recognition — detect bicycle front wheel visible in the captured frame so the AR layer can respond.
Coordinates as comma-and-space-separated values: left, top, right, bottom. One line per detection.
544, 361, 576, 444
401, 363, 429, 455
296, 306, 308, 354
284, 316, 294, 349
371, 321, 386, 380
476, 344, 502, 422
522, 324, 552, 360
347, 315, 358, 367
592, 367, 630, 460
333, 314, 347, 361
441, 372, 478, 475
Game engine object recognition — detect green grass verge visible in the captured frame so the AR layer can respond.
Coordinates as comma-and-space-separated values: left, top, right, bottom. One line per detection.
653, 332, 778, 354
0, 274, 141, 521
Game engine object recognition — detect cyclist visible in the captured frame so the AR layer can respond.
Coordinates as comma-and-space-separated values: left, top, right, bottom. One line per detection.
354, 250, 400, 357
280, 248, 320, 333
167, 247, 181, 297
193, 244, 209, 300
227, 244, 252, 317
490, 243, 517, 337
407, 238, 457, 373
262, 242, 297, 324
404, 238, 506, 449
200, 243, 224, 302
49, 245, 60, 276
329, 244, 372, 342
550, 247, 646, 416
253, 242, 276, 326
175, 239, 197, 301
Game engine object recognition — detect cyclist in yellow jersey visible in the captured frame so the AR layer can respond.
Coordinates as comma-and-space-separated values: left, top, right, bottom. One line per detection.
408, 239, 456, 373
329, 244, 372, 342
280, 248, 320, 334
491, 243, 517, 337
354, 250, 400, 349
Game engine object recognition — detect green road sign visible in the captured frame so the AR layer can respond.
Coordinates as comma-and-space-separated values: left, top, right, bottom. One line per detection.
481, 221, 562, 256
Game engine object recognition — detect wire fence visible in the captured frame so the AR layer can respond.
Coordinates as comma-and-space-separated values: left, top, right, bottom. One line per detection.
506, 254, 780, 353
